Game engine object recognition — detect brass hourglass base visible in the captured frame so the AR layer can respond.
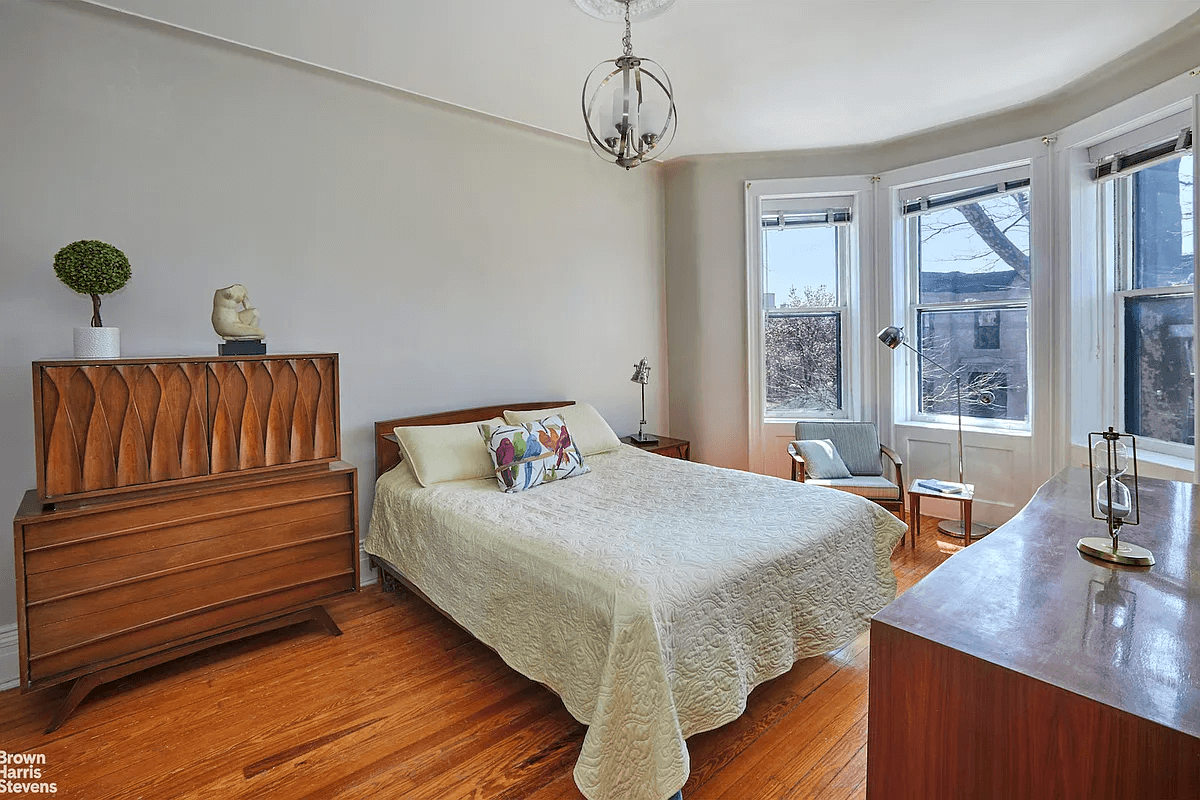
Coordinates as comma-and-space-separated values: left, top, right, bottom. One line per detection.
1077, 536, 1155, 567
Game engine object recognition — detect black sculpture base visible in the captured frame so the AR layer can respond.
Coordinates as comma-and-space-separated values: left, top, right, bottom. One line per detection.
219, 340, 266, 356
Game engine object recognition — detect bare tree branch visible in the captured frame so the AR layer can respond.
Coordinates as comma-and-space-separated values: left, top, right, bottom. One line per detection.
956, 202, 1031, 282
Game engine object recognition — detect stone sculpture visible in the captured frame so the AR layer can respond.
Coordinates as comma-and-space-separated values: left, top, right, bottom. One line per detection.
211, 284, 265, 340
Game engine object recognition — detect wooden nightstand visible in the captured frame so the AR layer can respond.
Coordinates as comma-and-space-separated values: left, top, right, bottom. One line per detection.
620, 435, 690, 461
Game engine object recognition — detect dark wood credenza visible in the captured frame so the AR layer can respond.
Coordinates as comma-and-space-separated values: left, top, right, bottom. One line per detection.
14, 354, 358, 732
867, 467, 1200, 800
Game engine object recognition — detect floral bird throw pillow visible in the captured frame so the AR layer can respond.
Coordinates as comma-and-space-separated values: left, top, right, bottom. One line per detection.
480, 415, 589, 493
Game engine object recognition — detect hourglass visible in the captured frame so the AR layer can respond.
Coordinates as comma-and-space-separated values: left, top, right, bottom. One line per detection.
1078, 428, 1154, 566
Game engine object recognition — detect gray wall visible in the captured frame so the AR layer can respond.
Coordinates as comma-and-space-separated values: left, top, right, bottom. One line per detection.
0, 1, 666, 654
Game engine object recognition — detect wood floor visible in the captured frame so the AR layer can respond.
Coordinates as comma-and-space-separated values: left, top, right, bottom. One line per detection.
0, 515, 956, 800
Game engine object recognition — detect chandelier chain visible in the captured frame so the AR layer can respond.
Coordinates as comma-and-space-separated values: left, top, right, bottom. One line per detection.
622, 1, 633, 56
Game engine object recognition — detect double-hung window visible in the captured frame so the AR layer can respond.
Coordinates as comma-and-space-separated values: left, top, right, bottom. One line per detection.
901, 168, 1032, 429
1095, 116, 1195, 450
759, 197, 852, 419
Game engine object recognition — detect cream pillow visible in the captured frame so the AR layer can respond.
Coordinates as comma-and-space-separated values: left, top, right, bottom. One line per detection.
503, 402, 622, 456
393, 417, 504, 487
791, 439, 853, 479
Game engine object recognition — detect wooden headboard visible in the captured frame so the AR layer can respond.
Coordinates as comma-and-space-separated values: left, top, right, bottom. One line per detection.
374, 400, 572, 480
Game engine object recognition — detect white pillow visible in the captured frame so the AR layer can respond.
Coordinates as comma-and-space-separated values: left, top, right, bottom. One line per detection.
792, 439, 853, 479
393, 418, 504, 487
503, 402, 622, 456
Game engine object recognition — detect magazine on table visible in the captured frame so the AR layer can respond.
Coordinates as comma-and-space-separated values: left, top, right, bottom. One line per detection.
917, 479, 964, 494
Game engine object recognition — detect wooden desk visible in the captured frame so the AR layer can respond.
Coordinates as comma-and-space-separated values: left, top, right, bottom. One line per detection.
868, 467, 1200, 800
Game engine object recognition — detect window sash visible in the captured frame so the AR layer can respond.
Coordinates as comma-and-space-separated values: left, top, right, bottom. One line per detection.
912, 304, 1031, 428
764, 309, 846, 418
760, 220, 851, 420
1116, 291, 1196, 450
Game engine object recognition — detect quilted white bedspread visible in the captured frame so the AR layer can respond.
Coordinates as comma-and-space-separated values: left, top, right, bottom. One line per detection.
365, 445, 905, 800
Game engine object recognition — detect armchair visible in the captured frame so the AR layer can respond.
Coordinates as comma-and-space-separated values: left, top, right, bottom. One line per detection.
788, 421, 906, 527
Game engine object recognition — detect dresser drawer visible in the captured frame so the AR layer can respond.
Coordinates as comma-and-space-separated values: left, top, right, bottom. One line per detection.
27, 541, 354, 667
23, 469, 351, 553
28, 572, 353, 684
13, 462, 359, 689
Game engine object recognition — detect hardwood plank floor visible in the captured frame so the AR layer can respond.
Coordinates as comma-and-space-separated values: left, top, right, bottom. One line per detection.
0, 515, 956, 799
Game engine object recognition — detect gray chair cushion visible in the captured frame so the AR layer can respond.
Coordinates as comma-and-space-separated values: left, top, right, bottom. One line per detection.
807, 475, 900, 501
790, 439, 852, 479
794, 421, 884, 476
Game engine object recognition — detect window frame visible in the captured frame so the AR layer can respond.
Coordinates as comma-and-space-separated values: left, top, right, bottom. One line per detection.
900, 167, 1035, 433
1098, 149, 1196, 458
744, 177, 873, 474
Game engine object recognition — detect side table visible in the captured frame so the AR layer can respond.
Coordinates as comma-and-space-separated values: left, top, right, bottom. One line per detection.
620, 435, 690, 461
907, 479, 976, 546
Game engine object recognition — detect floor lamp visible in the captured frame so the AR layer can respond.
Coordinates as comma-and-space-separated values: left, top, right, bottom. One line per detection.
878, 325, 993, 540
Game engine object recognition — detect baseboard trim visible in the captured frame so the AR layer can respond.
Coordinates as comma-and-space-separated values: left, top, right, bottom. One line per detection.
359, 549, 377, 587
0, 623, 19, 691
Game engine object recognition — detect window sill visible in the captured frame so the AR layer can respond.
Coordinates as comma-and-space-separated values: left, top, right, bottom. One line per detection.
896, 419, 1032, 438
1070, 442, 1194, 480
1124, 447, 1193, 476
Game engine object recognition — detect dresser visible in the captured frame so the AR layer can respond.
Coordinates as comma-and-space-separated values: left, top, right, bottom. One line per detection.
14, 354, 358, 732
867, 468, 1200, 799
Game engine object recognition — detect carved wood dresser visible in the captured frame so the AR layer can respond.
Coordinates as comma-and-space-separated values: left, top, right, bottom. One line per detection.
13, 354, 358, 732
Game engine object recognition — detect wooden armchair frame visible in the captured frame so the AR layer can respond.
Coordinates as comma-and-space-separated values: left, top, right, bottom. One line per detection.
788, 440, 906, 525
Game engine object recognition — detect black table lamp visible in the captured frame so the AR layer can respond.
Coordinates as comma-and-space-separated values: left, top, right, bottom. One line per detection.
629, 357, 658, 444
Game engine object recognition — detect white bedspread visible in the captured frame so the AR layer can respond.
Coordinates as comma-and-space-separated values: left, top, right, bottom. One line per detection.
365, 445, 905, 800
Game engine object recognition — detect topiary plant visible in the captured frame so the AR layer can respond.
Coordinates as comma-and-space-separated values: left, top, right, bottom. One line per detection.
53, 240, 132, 328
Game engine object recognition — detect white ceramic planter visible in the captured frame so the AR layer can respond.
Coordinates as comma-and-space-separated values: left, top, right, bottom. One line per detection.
74, 327, 121, 359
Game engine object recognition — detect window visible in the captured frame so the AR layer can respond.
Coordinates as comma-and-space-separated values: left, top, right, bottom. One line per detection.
902, 170, 1032, 428
759, 198, 852, 419
974, 310, 1000, 350
1098, 131, 1194, 447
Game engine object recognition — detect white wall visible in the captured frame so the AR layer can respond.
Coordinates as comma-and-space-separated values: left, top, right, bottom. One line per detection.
664, 18, 1200, 491
0, 1, 666, 664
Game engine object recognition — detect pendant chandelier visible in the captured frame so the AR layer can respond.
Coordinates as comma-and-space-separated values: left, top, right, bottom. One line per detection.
578, 0, 677, 170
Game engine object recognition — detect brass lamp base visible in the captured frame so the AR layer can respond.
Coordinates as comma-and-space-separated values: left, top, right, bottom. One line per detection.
1077, 536, 1155, 567
937, 519, 994, 540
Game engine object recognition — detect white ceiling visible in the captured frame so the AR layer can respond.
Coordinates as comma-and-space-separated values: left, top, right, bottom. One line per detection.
95, 0, 1200, 158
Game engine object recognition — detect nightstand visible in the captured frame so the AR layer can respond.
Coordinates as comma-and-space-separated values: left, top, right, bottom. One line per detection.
620, 435, 690, 461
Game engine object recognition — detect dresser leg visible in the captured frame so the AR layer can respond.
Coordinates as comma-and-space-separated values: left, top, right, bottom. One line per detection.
46, 675, 102, 734
306, 604, 343, 637
40, 605, 342, 733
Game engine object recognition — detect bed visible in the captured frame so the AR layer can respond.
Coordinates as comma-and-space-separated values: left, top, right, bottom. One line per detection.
364, 402, 906, 800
